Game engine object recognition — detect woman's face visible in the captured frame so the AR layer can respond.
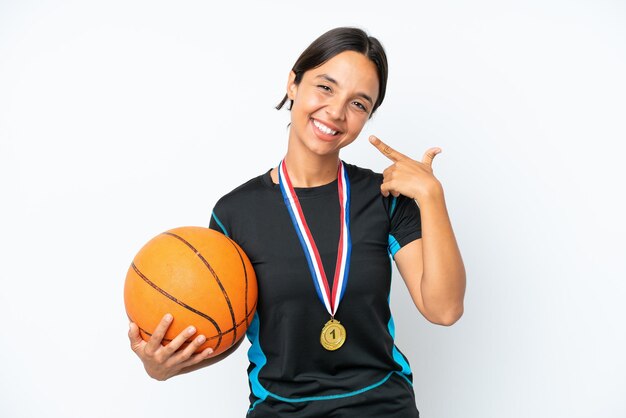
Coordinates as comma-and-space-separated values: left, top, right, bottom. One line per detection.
286, 50, 380, 158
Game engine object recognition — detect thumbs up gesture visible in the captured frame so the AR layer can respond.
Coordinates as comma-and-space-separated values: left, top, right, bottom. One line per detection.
369, 135, 443, 203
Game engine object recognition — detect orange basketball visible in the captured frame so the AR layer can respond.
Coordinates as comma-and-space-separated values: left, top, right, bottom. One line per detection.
124, 226, 257, 356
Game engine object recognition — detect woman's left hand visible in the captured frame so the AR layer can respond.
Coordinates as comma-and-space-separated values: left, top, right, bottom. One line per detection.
369, 135, 443, 203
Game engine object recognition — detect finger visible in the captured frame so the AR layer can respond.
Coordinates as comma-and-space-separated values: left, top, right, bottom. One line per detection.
369, 135, 409, 162
422, 147, 442, 167
161, 325, 198, 357
171, 334, 209, 364
179, 346, 215, 369
380, 176, 402, 197
380, 182, 390, 197
128, 322, 146, 353
381, 182, 401, 198
145, 313, 173, 354
382, 165, 394, 180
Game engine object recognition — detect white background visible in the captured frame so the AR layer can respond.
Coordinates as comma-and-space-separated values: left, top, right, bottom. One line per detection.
1, 1, 625, 417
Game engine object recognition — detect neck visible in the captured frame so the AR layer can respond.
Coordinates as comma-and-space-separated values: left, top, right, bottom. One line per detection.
269, 132, 342, 187
282, 150, 340, 187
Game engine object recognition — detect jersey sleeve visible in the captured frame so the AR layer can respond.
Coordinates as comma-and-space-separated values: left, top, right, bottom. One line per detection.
209, 201, 230, 237
387, 195, 422, 259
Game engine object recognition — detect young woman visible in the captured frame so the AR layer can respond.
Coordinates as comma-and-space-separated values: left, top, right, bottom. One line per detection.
129, 27, 466, 417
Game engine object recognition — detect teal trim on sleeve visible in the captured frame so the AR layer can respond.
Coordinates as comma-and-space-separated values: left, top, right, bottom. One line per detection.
388, 234, 401, 259
211, 211, 229, 237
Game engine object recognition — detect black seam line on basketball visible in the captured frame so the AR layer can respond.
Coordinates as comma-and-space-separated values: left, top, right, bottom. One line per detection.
136, 300, 257, 346
131, 262, 223, 350
224, 235, 250, 335
162, 231, 238, 345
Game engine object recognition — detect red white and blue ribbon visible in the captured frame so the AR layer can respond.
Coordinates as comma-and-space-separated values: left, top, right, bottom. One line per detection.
278, 159, 352, 317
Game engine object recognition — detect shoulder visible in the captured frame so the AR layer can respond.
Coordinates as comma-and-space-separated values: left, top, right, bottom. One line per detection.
214, 172, 270, 208
343, 161, 383, 185
343, 161, 418, 222
342, 161, 399, 216
211, 172, 274, 234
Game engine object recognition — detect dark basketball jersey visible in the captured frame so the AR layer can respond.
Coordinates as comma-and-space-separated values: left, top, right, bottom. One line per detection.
209, 162, 422, 417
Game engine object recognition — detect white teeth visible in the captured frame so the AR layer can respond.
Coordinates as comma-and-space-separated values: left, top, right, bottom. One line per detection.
313, 119, 338, 135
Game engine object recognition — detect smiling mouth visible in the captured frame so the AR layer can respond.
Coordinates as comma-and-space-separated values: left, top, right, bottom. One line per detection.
311, 118, 340, 136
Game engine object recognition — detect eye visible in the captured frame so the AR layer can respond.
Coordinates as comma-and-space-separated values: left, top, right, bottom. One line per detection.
352, 101, 368, 112
317, 85, 332, 92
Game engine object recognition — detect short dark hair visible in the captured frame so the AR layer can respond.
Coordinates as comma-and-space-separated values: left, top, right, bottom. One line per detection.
276, 27, 388, 116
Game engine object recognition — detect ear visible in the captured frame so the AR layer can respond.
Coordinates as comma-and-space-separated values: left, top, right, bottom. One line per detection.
286, 71, 298, 100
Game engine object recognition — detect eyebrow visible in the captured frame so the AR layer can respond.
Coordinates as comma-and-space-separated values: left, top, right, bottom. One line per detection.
315, 74, 374, 105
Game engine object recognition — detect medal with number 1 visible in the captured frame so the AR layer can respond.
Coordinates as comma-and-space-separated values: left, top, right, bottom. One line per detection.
278, 159, 352, 351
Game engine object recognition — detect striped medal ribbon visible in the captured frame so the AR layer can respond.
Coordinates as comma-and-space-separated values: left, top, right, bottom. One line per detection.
278, 159, 351, 351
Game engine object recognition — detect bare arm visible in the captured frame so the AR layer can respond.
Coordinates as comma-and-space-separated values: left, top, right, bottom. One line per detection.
369, 135, 466, 325
394, 188, 466, 325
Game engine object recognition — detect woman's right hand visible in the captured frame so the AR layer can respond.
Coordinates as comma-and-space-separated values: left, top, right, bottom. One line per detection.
128, 314, 214, 381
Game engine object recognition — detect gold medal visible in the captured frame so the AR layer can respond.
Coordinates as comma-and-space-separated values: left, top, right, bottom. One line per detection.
279, 160, 352, 351
320, 318, 346, 351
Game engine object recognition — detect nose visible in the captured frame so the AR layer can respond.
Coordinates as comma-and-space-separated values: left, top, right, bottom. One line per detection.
325, 98, 346, 121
